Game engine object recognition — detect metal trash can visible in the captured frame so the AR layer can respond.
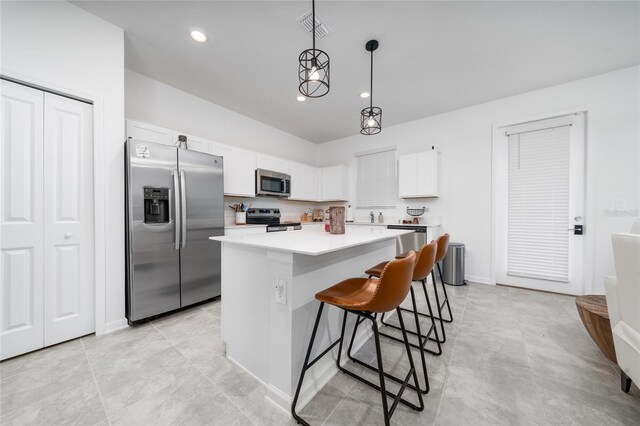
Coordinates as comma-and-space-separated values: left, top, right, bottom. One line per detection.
442, 242, 466, 286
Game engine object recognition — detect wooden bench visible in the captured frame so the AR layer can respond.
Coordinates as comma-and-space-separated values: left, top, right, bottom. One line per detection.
575, 295, 617, 363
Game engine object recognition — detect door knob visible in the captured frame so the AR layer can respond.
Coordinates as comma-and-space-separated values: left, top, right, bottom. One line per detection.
64, 233, 73, 239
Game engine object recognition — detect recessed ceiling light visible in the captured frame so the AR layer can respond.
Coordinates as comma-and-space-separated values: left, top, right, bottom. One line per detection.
297, 95, 306, 102
190, 30, 207, 43
360, 92, 370, 99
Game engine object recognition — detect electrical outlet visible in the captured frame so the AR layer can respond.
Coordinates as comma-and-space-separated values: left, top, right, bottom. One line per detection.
275, 277, 287, 305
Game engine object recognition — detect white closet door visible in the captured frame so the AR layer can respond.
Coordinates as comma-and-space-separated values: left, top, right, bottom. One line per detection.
0, 80, 45, 360
43, 93, 94, 345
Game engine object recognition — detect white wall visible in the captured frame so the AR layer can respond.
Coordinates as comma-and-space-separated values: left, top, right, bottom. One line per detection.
1, 1, 126, 331
125, 70, 318, 165
317, 66, 640, 291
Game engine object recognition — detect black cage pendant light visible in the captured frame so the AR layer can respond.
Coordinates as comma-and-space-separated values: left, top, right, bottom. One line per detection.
298, 0, 330, 98
360, 40, 382, 135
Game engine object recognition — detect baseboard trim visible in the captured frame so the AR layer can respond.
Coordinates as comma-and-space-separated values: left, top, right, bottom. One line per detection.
102, 318, 128, 334
228, 320, 373, 417
465, 275, 494, 285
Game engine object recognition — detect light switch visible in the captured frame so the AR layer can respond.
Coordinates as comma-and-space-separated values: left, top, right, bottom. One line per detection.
275, 276, 287, 305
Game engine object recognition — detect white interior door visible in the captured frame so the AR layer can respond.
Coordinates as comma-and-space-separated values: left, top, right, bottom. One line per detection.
43, 92, 94, 346
496, 114, 585, 295
0, 80, 45, 359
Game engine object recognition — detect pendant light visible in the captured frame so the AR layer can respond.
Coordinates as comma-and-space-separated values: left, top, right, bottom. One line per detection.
360, 40, 382, 135
298, 0, 330, 98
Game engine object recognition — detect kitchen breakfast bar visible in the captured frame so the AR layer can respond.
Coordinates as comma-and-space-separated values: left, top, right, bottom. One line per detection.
210, 226, 413, 414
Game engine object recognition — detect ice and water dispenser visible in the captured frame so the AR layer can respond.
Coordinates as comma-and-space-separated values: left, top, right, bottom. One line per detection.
143, 187, 170, 224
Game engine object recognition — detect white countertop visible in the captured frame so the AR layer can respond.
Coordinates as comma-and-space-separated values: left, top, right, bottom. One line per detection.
211, 226, 413, 256
224, 221, 441, 229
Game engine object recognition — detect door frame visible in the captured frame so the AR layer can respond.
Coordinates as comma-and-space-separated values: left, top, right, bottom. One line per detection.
1, 72, 108, 334
491, 106, 596, 295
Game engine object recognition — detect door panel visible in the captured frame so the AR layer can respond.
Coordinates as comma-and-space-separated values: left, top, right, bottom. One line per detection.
496, 114, 585, 295
126, 140, 181, 321
178, 148, 224, 306
43, 93, 94, 345
0, 80, 45, 360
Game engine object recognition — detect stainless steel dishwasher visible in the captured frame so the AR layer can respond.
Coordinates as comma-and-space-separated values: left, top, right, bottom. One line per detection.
387, 225, 428, 255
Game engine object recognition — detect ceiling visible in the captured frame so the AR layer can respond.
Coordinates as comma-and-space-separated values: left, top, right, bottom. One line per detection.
74, 1, 639, 143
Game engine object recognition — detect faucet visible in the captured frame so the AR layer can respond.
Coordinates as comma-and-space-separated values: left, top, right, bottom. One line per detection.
370, 211, 374, 223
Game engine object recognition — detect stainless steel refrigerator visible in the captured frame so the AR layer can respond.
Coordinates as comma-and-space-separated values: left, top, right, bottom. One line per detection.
125, 139, 224, 323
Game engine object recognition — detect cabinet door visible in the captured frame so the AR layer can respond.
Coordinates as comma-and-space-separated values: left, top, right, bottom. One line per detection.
306, 166, 320, 201
416, 151, 438, 197
398, 154, 417, 198
126, 119, 174, 145
211, 144, 255, 197
234, 150, 256, 197
256, 155, 289, 174
321, 166, 349, 201
43, 93, 95, 346
0, 81, 45, 360
288, 162, 305, 200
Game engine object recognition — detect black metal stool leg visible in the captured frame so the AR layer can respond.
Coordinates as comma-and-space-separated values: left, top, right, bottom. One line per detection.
341, 311, 425, 413
375, 287, 433, 394
380, 282, 443, 354
343, 314, 426, 409
436, 262, 454, 323
429, 270, 447, 342
292, 302, 325, 426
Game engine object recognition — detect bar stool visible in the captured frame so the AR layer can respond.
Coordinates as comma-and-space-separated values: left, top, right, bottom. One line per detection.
291, 252, 423, 426
390, 233, 453, 342
431, 234, 453, 325
349, 241, 440, 395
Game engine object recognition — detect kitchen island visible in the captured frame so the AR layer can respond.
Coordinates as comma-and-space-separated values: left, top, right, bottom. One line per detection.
210, 226, 413, 414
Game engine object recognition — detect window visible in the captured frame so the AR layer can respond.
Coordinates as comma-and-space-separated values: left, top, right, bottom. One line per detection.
355, 147, 397, 208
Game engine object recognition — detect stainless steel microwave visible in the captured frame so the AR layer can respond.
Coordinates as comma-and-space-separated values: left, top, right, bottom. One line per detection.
255, 169, 291, 197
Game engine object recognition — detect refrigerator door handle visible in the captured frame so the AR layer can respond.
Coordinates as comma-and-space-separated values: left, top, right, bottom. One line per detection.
180, 169, 187, 249
173, 169, 181, 250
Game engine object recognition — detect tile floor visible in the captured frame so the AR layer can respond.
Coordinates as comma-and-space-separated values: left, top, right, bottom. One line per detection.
1, 283, 639, 425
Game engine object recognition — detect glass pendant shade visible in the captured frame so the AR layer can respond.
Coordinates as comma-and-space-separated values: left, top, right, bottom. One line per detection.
360, 106, 382, 135
298, 49, 330, 97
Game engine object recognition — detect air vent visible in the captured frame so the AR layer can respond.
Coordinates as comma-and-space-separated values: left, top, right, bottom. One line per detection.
297, 10, 331, 39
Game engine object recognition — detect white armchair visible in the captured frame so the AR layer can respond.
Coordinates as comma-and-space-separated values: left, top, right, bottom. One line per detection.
604, 233, 640, 392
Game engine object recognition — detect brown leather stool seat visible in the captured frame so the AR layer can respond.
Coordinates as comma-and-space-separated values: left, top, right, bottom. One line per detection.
292, 253, 424, 426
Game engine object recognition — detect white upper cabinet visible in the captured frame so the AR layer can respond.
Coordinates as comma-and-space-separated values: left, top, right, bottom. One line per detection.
126, 120, 175, 146
211, 143, 256, 197
182, 134, 212, 154
125, 120, 356, 201
289, 162, 320, 202
256, 154, 289, 174
398, 150, 438, 198
321, 165, 349, 201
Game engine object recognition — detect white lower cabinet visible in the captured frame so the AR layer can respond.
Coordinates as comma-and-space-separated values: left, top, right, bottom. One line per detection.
1, 80, 95, 360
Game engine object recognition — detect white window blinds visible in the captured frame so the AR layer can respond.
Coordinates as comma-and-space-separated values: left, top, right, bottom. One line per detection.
507, 124, 571, 282
356, 148, 397, 208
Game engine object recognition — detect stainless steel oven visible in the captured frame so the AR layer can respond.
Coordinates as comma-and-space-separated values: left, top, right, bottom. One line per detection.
256, 169, 291, 197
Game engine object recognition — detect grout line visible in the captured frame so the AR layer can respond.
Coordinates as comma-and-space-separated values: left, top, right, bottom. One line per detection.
433, 285, 470, 425
80, 338, 112, 426
507, 286, 550, 426
161, 319, 260, 426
